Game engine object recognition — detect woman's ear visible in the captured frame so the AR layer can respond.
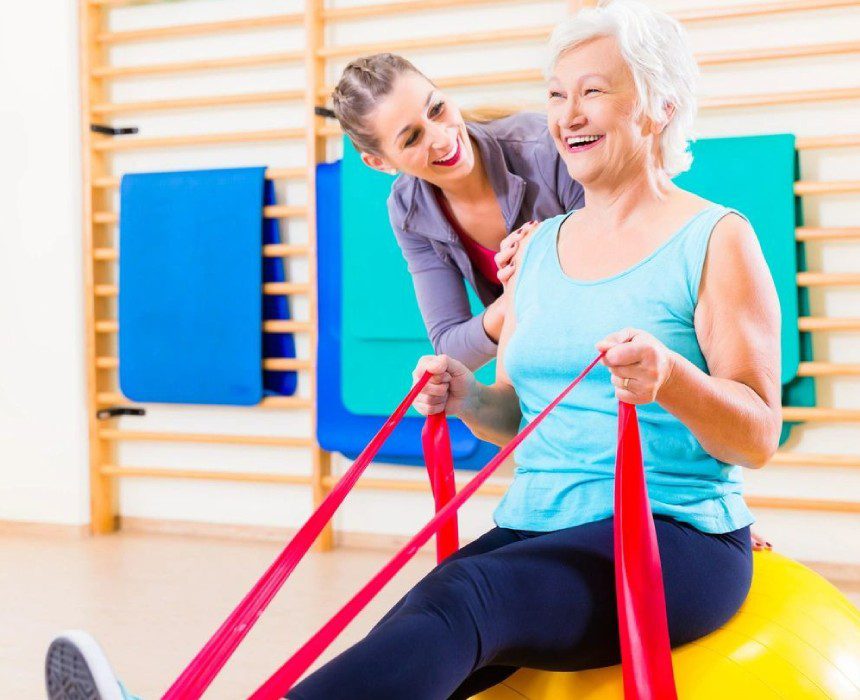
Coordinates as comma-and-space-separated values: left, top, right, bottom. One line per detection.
360, 152, 397, 175
652, 102, 676, 135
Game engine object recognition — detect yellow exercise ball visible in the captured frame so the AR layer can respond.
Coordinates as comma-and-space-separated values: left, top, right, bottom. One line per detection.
473, 551, 860, 699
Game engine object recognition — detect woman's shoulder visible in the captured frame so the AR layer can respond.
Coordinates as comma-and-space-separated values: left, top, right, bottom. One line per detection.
479, 111, 548, 144
386, 173, 420, 231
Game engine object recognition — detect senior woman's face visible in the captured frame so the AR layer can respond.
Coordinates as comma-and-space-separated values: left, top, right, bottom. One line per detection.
363, 72, 476, 185
547, 35, 651, 186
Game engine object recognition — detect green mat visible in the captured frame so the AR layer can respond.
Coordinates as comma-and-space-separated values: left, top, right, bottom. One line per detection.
340, 134, 813, 424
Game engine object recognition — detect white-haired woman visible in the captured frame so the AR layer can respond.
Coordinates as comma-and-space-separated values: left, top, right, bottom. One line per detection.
286, 2, 781, 698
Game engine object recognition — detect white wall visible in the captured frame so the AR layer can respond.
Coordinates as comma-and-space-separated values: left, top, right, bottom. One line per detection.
0, 1, 89, 524
0, 0, 858, 564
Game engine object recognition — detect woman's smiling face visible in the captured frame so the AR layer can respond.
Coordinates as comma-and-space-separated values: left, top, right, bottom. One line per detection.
360, 72, 476, 184
547, 35, 657, 187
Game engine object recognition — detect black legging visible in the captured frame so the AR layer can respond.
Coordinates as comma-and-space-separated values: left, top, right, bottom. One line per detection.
289, 516, 752, 700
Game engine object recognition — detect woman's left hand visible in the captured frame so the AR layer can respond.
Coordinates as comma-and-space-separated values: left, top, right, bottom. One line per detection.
596, 328, 677, 405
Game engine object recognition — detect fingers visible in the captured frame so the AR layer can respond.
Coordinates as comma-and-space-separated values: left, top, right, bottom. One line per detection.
412, 355, 453, 416
412, 354, 447, 382
595, 327, 636, 353
495, 221, 540, 282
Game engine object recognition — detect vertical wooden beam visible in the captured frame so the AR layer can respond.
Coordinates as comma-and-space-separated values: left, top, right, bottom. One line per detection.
305, 0, 334, 552
79, 0, 118, 534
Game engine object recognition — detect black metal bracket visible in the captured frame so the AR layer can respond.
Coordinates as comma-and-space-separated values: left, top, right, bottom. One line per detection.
90, 123, 139, 136
96, 406, 146, 420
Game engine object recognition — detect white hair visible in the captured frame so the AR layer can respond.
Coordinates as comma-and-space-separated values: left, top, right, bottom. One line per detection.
546, 0, 698, 176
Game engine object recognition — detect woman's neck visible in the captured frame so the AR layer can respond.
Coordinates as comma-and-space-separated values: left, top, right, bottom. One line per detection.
437, 136, 495, 205
582, 164, 676, 231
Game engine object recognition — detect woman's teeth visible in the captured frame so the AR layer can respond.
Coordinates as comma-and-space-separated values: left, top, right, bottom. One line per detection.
566, 135, 603, 148
433, 139, 460, 165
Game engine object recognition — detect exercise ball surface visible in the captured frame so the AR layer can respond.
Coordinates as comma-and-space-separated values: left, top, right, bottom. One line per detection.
473, 551, 860, 699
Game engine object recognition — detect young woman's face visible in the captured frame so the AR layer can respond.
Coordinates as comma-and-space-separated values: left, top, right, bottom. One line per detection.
361, 72, 476, 185
547, 35, 658, 187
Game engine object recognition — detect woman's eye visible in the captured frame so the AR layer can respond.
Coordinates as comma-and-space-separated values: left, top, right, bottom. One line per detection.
404, 131, 419, 148
429, 101, 445, 118
549, 91, 564, 99
584, 88, 601, 95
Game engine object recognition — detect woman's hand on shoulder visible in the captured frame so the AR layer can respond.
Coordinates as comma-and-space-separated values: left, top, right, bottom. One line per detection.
496, 220, 541, 287
596, 328, 677, 405
411, 354, 476, 417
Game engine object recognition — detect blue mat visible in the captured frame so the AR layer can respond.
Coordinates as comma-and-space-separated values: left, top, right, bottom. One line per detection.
119, 167, 295, 405
316, 161, 499, 467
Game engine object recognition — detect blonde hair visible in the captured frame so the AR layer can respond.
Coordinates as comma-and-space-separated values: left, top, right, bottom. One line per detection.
546, 0, 698, 176
330, 54, 519, 153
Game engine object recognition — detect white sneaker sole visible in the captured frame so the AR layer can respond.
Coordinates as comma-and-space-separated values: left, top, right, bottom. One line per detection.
45, 630, 124, 700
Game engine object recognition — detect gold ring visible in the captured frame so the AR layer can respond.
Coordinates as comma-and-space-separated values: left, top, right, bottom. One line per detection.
622, 377, 630, 390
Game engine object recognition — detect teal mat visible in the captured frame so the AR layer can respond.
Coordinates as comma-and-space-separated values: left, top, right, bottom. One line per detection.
675, 134, 799, 384
341, 134, 813, 423
340, 140, 493, 416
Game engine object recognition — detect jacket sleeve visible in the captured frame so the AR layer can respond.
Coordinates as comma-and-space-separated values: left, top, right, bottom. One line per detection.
388, 202, 498, 370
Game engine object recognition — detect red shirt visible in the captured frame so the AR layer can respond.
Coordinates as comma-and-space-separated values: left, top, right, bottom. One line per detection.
434, 189, 502, 287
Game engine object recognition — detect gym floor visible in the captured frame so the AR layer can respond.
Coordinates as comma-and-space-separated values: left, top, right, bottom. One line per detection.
3, 530, 858, 699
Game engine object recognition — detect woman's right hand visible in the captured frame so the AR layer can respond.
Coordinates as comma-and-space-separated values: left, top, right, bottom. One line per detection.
496, 220, 540, 287
411, 354, 475, 417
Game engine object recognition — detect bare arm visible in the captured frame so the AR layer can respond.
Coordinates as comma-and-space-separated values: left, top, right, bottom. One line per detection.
600, 213, 782, 468
662, 213, 782, 467
455, 238, 528, 445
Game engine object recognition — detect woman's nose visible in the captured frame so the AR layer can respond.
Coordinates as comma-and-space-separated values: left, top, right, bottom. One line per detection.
559, 98, 587, 130
427, 121, 451, 150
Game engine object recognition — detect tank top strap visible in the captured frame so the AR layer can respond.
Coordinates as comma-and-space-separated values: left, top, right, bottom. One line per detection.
680, 205, 749, 305
512, 213, 569, 317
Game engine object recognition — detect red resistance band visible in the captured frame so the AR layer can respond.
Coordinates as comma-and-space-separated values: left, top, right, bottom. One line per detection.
164, 355, 677, 700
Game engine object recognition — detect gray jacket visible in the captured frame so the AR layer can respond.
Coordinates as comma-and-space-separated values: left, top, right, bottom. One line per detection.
387, 112, 584, 370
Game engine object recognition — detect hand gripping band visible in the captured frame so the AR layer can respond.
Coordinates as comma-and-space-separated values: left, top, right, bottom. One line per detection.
164, 354, 677, 700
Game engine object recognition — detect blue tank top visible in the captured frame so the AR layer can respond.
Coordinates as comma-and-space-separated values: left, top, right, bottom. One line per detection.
496, 205, 755, 534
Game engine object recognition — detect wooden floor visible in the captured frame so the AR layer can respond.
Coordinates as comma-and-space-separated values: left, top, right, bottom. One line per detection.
1, 530, 435, 699
3, 530, 858, 699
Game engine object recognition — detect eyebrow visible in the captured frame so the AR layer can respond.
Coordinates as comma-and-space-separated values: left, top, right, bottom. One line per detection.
395, 91, 435, 141
549, 72, 607, 84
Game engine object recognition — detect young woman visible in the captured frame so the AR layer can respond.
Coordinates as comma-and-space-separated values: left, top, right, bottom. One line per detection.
330, 54, 584, 369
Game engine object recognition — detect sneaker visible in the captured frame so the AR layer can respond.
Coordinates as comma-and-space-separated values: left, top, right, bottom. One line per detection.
45, 630, 140, 700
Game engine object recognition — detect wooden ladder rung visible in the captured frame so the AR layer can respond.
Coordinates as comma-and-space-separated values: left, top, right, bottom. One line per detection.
99, 429, 312, 448
96, 392, 314, 410
92, 128, 305, 152
797, 362, 860, 377
263, 320, 312, 333
93, 244, 309, 261
91, 90, 304, 115
96, 13, 304, 45
745, 496, 860, 514
798, 316, 860, 332
783, 407, 860, 422
100, 465, 311, 485
91, 51, 305, 80
263, 358, 313, 371
92, 167, 307, 189
264, 282, 311, 295
797, 272, 860, 287
263, 244, 310, 257
769, 451, 860, 468
794, 180, 860, 196
796, 226, 860, 241
97, 356, 311, 371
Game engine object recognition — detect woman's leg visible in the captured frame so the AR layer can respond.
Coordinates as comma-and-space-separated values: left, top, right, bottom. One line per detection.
289, 517, 751, 700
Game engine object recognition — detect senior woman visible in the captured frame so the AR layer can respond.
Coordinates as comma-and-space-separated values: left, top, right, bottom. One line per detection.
287, 2, 781, 699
